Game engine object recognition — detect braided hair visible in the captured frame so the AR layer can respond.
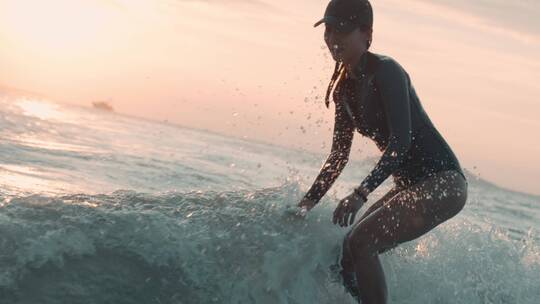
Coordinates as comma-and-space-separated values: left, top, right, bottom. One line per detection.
323, 30, 372, 109
324, 61, 345, 108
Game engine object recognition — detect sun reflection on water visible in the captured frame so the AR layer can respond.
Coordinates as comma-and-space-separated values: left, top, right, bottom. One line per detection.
15, 99, 72, 122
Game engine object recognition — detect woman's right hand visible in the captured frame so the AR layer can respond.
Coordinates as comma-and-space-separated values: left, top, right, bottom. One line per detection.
297, 197, 318, 212
283, 197, 317, 219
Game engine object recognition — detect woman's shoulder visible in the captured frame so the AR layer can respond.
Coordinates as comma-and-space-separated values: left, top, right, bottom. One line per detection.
368, 52, 408, 80
368, 51, 397, 64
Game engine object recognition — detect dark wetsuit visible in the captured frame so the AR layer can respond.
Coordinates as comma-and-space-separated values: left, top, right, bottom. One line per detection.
304, 51, 467, 202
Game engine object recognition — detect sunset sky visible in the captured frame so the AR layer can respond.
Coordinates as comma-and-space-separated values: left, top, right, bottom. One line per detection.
1, 0, 539, 195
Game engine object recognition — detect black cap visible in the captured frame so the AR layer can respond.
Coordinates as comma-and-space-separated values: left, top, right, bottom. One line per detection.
314, 0, 373, 33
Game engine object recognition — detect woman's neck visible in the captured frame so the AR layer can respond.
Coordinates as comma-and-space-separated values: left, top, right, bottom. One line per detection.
344, 51, 368, 80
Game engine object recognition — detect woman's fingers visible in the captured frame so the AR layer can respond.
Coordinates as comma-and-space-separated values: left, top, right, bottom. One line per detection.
341, 206, 351, 227
339, 210, 349, 227
334, 199, 361, 227
342, 210, 351, 227
334, 203, 349, 226
349, 210, 357, 226
334, 202, 354, 227
333, 205, 342, 225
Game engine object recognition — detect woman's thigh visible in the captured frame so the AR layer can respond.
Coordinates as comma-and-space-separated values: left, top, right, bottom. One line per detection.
356, 185, 403, 223
347, 170, 468, 255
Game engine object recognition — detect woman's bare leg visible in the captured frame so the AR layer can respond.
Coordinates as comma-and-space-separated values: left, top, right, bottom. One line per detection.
346, 170, 468, 304
339, 186, 403, 299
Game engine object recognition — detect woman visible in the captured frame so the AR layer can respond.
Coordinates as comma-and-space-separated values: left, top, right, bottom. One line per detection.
296, 0, 468, 303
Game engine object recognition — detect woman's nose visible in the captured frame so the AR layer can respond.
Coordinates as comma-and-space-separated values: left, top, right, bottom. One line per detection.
325, 33, 336, 46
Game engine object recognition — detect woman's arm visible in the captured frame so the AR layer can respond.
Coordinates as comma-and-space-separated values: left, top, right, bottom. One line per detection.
355, 58, 413, 197
303, 100, 355, 204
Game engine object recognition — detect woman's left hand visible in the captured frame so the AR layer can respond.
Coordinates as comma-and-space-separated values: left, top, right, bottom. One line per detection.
333, 192, 367, 227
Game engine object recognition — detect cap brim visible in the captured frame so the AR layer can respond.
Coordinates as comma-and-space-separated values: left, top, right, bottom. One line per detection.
313, 16, 356, 33
313, 18, 326, 28
313, 16, 339, 28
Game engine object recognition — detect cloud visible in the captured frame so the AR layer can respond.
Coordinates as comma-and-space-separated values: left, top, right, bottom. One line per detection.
415, 0, 540, 38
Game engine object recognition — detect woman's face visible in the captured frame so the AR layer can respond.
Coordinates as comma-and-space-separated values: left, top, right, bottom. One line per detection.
324, 25, 371, 63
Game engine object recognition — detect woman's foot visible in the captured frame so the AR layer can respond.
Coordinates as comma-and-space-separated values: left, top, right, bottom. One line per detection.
340, 269, 361, 301
329, 259, 361, 300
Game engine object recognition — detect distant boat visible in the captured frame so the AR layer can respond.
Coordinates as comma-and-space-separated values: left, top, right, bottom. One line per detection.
92, 101, 114, 112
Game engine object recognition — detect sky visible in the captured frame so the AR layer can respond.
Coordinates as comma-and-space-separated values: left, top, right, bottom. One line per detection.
0, 0, 539, 195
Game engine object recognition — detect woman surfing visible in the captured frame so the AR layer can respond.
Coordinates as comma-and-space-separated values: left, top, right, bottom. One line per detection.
297, 0, 469, 303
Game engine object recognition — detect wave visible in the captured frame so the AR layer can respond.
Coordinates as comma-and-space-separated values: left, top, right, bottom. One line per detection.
0, 181, 538, 304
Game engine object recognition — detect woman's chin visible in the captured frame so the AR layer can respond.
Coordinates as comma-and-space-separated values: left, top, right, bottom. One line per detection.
330, 53, 343, 62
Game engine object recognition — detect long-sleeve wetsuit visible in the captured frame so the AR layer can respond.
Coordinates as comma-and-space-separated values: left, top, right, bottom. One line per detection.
304, 52, 465, 203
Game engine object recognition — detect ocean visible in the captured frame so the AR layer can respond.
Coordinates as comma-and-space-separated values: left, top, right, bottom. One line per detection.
0, 94, 538, 304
